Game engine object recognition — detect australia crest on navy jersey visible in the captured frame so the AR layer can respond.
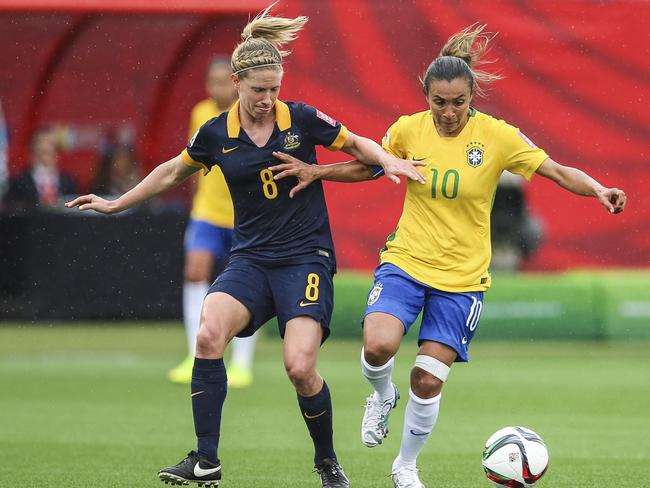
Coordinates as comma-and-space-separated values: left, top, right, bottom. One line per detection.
282, 131, 301, 151
367, 282, 383, 305
466, 141, 485, 168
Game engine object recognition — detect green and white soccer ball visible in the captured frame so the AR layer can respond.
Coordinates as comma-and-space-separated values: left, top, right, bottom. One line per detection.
482, 426, 549, 487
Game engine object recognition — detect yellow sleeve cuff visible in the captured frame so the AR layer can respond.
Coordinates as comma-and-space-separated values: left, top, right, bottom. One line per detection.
181, 149, 210, 175
524, 153, 549, 182
327, 125, 350, 151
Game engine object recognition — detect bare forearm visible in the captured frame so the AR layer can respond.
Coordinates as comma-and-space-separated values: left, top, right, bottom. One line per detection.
314, 160, 376, 182
550, 165, 605, 197
113, 157, 192, 211
343, 134, 391, 167
535, 157, 626, 214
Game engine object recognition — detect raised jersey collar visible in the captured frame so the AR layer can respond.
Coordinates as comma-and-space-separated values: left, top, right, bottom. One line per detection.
227, 100, 292, 139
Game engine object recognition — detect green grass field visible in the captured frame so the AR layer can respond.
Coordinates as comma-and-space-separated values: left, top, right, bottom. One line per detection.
1, 324, 649, 487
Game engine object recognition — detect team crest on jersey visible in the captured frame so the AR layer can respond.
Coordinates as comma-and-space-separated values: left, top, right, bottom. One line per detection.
466, 141, 485, 168
316, 110, 337, 127
367, 282, 383, 305
283, 131, 301, 151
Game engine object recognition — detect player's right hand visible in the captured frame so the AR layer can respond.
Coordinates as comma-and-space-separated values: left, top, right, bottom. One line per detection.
65, 194, 120, 214
380, 154, 427, 185
269, 151, 318, 198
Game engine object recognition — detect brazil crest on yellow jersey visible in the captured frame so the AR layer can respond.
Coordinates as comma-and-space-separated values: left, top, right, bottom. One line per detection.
188, 98, 234, 228
380, 109, 548, 292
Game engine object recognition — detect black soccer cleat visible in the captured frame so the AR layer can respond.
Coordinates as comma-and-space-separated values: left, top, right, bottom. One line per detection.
315, 458, 350, 488
158, 451, 221, 487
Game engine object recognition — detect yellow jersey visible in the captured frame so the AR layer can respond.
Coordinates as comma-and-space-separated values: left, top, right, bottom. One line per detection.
188, 98, 234, 228
380, 109, 548, 292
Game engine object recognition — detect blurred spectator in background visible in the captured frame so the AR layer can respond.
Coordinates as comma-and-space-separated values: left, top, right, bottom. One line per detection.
4, 125, 77, 210
168, 56, 259, 389
0, 101, 8, 200
91, 143, 141, 196
490, 171, 544, 270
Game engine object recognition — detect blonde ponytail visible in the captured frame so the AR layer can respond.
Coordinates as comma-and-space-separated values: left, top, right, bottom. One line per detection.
232, 3, 308, 76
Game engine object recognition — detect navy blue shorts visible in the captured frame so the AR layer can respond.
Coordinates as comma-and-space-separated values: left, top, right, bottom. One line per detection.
184, 218, 233, 258
208, 255, 334, 341
363, 263, 483, 362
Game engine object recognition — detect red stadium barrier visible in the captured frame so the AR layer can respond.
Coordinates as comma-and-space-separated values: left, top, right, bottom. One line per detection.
1, 0, 647, 270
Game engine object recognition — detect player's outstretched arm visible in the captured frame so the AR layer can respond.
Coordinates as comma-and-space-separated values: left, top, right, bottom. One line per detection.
341, 131, 426, 185
536, 158, 627, 214
65, 154, 199, 214
270, 151, 376, 198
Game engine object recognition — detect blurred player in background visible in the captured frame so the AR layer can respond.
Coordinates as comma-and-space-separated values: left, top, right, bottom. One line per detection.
168, 57, 259, 389
66, 5, 423, 487
271, 24, 626, 488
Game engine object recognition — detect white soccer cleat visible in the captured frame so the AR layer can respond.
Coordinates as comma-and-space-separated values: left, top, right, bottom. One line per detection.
391, 465, 426, 488
361, 384, 399, 447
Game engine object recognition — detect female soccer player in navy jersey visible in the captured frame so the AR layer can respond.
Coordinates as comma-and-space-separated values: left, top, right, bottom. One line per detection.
66, 5, 424, 488
270, 24, 626, 488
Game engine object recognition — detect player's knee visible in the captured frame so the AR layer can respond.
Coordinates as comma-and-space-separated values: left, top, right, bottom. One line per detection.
410, 355, 451, 398
284, 358, 316, 389
195, 321, 228, 357
410, 367, 443, 398
363, 339, 395, 366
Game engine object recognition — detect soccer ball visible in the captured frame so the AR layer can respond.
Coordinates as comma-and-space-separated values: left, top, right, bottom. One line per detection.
482, 426, 549, 487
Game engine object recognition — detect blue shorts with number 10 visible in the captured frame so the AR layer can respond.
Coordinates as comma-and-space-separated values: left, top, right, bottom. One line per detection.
208, 254, 334, 342
363, 263, 483, 362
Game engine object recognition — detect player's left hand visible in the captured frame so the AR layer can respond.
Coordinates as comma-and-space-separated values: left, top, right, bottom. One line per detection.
270, 151, 318, 198
380, 154, 426, 185
597, 187, 627, 214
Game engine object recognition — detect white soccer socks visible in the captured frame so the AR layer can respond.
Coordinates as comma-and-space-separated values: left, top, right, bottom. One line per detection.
360, 348, 396, 402
229, 334, 258, 372
393, 389, 441, 469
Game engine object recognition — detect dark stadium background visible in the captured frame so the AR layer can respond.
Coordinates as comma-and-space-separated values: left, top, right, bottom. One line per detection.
2, 0, 646, 271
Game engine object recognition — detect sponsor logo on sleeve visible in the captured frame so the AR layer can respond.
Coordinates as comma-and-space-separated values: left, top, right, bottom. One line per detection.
316, 110, 337, 127
518, 131, 537, 148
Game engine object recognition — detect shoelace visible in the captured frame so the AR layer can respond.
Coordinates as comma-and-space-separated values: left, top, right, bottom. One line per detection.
363, 396, 382, 423
363, 396, 392, 426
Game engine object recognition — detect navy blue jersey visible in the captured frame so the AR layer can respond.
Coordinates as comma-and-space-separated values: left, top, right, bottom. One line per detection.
181, 100, 349, 266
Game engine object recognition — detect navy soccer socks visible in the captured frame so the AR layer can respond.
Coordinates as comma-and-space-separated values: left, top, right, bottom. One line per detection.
298, 381, 337, 465
191, 357, 227, 464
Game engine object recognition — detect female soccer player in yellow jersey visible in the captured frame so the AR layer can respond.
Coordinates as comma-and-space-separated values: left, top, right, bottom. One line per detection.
272, 23, 626, 488
67, 5, 424, 487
